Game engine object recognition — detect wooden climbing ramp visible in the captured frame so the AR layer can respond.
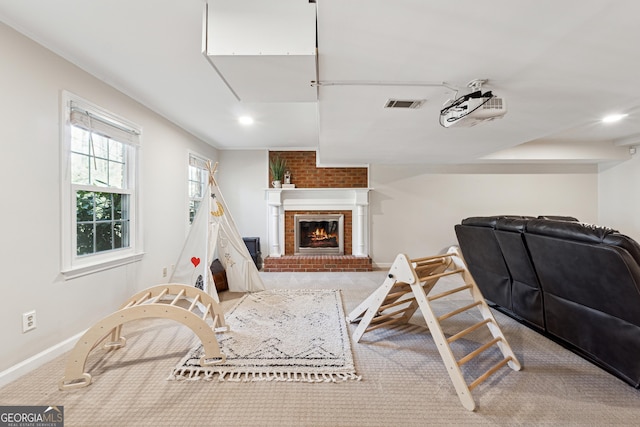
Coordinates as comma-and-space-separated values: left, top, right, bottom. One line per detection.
59, 284, 227, 390
346, 247, 521, 411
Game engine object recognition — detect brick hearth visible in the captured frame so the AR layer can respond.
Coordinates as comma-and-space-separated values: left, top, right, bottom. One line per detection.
263, 255, 373, 272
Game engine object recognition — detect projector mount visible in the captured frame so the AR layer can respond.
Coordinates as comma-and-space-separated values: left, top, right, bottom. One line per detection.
467, 78, 488, 92
439, 79, 505, 128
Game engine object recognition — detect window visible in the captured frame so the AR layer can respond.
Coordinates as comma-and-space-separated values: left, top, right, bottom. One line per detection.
188, 153, 209, 224
61, 92, 143, 278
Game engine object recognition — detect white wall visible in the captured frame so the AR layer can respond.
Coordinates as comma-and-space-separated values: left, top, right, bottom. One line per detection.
217, 150, 270, 256
369, 164, 599, 266
0, 23, 218, 374
598, 154, 640, 241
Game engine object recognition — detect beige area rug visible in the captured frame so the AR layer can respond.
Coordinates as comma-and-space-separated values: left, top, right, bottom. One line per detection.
169, 289, 360, 382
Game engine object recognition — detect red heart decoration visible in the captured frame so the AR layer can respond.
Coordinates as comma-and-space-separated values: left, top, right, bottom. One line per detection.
191, 257, 201, 268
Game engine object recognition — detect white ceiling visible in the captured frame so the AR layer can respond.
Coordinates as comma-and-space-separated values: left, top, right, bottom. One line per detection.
1, 0, 639, 165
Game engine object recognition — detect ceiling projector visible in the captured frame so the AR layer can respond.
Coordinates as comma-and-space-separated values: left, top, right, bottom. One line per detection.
439, 83, 507, 128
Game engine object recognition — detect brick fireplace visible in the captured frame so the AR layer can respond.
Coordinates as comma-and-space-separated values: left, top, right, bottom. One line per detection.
263, 188, 371, 272
263, 151, 372, 272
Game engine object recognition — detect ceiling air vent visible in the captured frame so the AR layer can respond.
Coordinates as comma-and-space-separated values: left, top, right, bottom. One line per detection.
384, 99, 425, 109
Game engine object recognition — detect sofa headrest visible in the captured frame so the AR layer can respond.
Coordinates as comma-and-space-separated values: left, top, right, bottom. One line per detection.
461, 216, 500, 228
525, 219, 618, 244
461, 215, 530, 228
495, 217, 530, 233
537, 215, 579, 221
603, 233, 640, 266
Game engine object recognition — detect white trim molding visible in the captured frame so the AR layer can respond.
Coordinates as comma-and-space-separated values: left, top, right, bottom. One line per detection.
0, 330, 86, 388
265, 187, 371, 257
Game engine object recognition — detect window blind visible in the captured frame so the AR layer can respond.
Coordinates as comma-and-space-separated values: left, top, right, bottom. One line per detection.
70, 102, 140, 145
189, 153, 209, 170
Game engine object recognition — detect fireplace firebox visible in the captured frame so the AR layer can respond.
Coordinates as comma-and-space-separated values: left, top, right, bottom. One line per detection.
294, 214, 344, 255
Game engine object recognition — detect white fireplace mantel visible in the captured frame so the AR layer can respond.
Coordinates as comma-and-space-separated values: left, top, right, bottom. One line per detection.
265, 188, 371, 258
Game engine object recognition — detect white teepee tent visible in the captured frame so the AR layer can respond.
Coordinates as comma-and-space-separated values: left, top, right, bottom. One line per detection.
169, 162, 265, 301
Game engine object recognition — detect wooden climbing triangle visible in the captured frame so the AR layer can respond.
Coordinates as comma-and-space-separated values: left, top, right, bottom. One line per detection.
59, 284, 227, 390
346, 247, 521, 411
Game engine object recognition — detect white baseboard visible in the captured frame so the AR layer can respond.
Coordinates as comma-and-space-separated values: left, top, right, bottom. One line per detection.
0, 331, 85, 388
372, 262, 392, 270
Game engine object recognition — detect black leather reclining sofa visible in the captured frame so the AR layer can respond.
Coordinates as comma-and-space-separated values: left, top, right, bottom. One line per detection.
455, 216, 640, 388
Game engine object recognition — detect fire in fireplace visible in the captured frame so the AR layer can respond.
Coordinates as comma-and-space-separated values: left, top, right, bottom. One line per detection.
294, 214, 344, 255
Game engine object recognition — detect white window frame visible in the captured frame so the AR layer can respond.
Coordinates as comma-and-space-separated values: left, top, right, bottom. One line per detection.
60, 91, 144, 279
187, 152, 210, 226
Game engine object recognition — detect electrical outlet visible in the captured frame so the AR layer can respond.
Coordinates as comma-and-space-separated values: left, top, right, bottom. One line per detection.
162, 267, 168, 278
23, 310, 36, 333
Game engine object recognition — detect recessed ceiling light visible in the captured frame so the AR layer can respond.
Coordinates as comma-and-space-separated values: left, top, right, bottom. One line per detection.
602, 113, 628, 123
238, 115, 254, 125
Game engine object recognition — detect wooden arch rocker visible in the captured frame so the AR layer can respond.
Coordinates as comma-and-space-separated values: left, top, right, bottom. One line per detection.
59, 284, 227, 390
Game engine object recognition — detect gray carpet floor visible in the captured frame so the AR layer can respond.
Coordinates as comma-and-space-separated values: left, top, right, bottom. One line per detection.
1, 271, 639, 426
